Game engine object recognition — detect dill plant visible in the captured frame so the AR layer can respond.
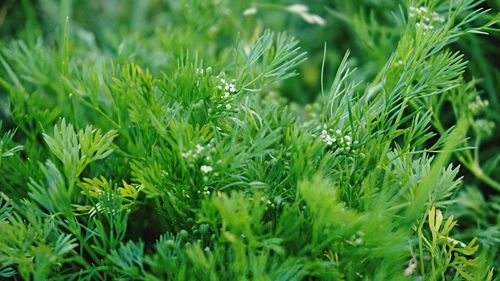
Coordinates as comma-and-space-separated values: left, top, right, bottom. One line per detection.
0, 0, 499, 280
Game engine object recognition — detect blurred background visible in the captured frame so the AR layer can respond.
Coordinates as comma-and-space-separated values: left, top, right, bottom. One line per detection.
1, 0, 499, 268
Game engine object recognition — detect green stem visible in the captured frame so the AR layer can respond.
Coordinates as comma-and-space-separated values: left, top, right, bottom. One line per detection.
427, 105, 500, 191
464, 160, 500, 192
417, 222, 426, 277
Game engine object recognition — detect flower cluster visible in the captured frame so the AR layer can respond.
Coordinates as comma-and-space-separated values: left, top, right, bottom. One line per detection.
409, 6, 445, 31
200, 165, 213, 174
216, 77, 237, 95
320, 128, 354, 149
213, 76, 238, 111
181, 141, 222, 196
316, 127, 365, 158
193, 68, 238, 113
200, 186, 212, 196
472, 119, 495, 138
181, 141, 218, 180
468, 95, 489, 115
182, 144, 206, 159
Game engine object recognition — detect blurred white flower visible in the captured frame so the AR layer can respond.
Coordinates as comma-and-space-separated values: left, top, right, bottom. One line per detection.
410, 5, 444, 31
286, 4, 309, 14
200, 165, 213, 174
468, 96, 489, 114
243, 7, 258, 16
182, 150, 192, 158
302, 14, 326, 26
286, 4, 326, 26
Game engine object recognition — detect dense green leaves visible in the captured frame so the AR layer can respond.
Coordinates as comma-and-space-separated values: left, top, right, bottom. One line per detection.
0, 0, 499, 280
43, 119, 118, 186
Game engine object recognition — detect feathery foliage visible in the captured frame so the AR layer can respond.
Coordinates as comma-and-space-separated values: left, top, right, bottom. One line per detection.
0, 0, 499, 280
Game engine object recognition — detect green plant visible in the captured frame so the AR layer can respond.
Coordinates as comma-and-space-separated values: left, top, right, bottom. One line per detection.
0, 0, 499, 280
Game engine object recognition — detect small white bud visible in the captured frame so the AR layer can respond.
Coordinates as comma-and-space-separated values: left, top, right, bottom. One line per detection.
286, 4, 309, 14
243, 7, 257, 16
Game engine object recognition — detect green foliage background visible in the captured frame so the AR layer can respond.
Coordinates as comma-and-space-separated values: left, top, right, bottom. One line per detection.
0, 0, 499, 280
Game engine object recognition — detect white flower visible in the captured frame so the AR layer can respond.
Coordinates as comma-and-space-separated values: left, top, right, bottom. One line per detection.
320, 129, 336, 145
195, 144, 204, 154
286, 4, 309, 14
200, 165, 213, 173
216, 76, 238, 95
302, 14, 326, 26
286, 4, 326, 26
319, 127, 355, 150
325, 136, 334, 145
243, 7, 257, 16
225, 104, 232, 110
